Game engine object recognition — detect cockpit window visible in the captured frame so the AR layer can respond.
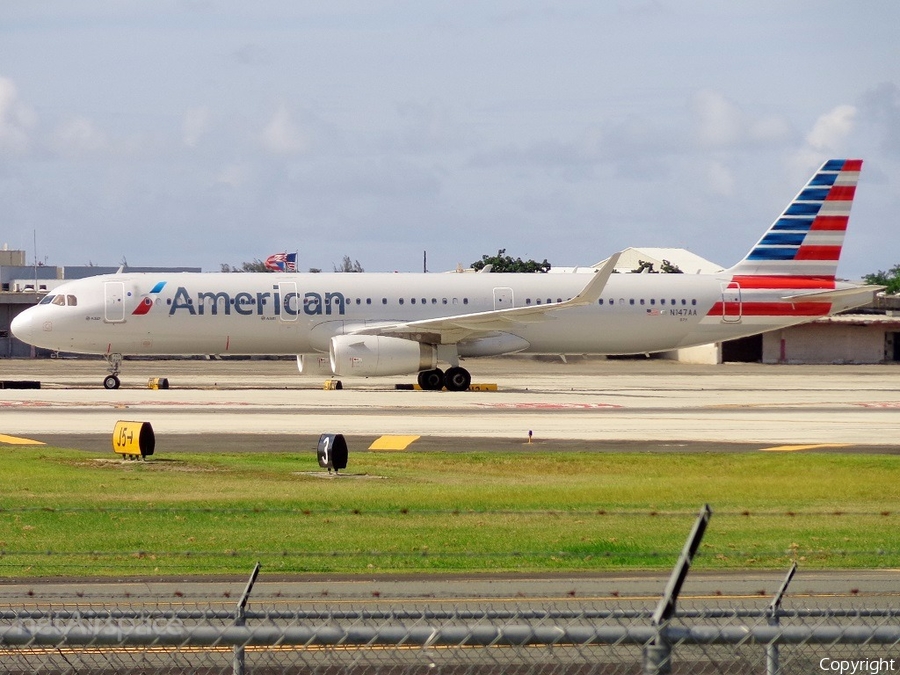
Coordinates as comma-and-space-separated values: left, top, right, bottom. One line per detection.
39, 294, 78, 306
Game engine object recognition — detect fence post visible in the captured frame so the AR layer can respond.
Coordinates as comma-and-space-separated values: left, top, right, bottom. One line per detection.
766, 562, 797, 675
233, 562, 261, 675
643, 503, 712, 675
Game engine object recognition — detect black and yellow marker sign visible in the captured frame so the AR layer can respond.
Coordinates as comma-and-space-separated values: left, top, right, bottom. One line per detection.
113, 421, 155, 458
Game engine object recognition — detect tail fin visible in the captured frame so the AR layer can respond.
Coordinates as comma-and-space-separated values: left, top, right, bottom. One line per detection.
727, 159, 862, 281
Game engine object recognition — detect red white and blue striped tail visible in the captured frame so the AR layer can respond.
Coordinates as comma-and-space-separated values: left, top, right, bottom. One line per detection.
727, 159, 862, 282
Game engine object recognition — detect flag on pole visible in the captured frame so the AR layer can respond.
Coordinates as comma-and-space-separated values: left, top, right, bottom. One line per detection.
264, 252, 297, 272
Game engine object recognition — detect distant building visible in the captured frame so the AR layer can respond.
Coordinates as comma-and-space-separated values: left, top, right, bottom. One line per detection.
601, 247, 723, 275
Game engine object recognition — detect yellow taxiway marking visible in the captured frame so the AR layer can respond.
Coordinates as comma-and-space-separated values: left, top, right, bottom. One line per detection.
760, 443, 849, 453
368, 435, 421, 451
0, 434, 44, 446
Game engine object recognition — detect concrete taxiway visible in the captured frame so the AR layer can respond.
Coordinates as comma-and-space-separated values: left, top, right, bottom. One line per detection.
1, 357, 899, 607
1, 357, 899, 450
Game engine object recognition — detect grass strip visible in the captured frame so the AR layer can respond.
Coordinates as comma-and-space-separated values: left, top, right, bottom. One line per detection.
1, 448, 897, 577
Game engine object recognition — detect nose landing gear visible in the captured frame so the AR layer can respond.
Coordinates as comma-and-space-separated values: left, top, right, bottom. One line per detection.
103, 353, 123, 389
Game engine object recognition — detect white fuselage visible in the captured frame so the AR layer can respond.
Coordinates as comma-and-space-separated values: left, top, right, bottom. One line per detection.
10, 271, 869, 360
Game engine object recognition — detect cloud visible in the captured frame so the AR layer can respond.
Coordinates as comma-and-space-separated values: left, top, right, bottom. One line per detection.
705, 160, 736, 197
692, 90, 743, 147
215, 163, 251, 188
260, 104, 308, 155
691, 89, 792, 149
748, 115, 792, 144
789, 104, 858, 177
183, 106, 211, 148
0, 76, 36, 155
860, 82, 900, 156
47, 116, 108, 157
806, 104, 857, 151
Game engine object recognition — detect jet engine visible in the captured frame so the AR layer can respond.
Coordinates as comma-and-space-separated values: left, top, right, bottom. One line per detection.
296, 354, 335, 376
329, 335, 437, 377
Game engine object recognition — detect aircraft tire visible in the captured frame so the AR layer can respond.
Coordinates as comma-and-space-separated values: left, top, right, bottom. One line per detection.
103, 375, 121, 390
443, 366, 471, 392
417, 368, 444, 391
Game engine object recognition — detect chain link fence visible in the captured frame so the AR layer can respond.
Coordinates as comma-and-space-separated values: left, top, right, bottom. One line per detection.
2, 603, 899, 674
3, 508, 896, 673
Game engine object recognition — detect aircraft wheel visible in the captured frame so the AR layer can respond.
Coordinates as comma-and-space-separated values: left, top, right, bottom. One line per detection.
417, 368, 445, 391
103, 375, 121, 390
443, 366, 471, 392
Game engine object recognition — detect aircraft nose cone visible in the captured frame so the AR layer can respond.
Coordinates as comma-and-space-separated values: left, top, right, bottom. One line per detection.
10, 310, 33, 344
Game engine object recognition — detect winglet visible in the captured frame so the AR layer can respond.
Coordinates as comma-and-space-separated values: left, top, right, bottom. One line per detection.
566, 252, 621, 307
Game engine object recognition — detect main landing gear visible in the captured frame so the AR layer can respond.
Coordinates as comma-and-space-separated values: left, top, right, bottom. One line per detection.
103, 353, 123, 389
416, 366, 472, 392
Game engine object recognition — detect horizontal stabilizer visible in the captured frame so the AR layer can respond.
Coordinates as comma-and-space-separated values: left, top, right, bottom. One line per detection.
781, 285, 884, 302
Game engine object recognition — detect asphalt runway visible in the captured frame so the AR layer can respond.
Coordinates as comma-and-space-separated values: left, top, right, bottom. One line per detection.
2, 356, 900, 609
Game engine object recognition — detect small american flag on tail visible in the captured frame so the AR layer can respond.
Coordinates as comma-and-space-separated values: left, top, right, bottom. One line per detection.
264, 252, 297, 272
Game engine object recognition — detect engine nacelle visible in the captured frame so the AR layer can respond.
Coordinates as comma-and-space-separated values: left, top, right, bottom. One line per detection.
296, 354, 335, 376
329, 335, 437, 377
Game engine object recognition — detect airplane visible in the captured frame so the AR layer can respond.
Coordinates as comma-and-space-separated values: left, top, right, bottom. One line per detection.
11, 159, 880, 391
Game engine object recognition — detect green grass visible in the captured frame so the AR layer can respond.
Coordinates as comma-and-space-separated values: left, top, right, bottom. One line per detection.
1, 447, 898, 577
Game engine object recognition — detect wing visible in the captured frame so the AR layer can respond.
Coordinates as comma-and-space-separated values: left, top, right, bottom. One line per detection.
352, 252, 621, 345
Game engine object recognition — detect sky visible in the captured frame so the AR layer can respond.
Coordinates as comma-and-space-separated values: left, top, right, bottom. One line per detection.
1, 1, 899, 278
